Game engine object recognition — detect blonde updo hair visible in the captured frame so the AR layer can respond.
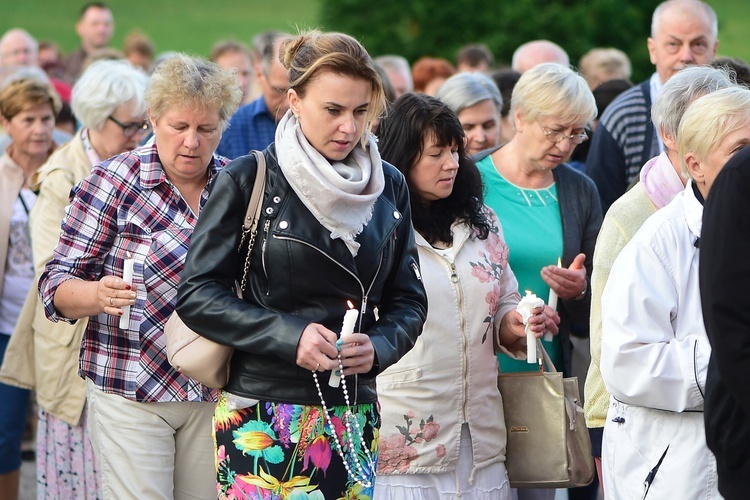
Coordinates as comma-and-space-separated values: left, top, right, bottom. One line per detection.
146, 53, 242, 132
511, 62, 596, 129
280, 30, 385, 146
678, 86, 750, 179
0, 77, 61, 121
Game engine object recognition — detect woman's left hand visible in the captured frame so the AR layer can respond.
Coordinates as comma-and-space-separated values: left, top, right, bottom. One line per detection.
498, 305, 560, 350
541, 253, 588, 300
338, 333, 375, 376
505, 305, 561, 338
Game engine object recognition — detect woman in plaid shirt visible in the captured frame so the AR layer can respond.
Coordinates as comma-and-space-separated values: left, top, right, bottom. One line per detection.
39, 54, 241, 499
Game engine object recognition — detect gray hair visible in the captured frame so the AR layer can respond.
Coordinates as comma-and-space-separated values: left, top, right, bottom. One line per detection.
652, 66, 733, 144
145, 53, 242, 132
71, 60, 148, 130
0, 28, 38, 65
652, 0, 718, 39
374, 55, 413, 89
435, 72, 502, 117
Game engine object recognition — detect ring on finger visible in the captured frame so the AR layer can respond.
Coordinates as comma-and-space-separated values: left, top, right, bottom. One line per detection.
110, 297, 115, 306
315, 362, 320, 372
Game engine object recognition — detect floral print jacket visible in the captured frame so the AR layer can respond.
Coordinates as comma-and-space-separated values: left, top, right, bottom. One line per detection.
377, 206, 523, 476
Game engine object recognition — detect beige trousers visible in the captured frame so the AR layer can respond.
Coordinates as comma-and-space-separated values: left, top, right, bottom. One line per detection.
86, 380, 215, 499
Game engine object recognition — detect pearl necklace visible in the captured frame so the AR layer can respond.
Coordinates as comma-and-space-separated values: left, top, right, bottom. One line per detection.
312, 352, 376, 488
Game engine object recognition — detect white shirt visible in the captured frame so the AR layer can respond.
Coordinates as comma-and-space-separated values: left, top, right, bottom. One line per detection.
601, 182, 707, 410
0, 189, 36, 335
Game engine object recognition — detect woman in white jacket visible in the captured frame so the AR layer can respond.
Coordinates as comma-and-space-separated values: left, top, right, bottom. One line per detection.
600, 86, 750, 499
374, 92, 559, 499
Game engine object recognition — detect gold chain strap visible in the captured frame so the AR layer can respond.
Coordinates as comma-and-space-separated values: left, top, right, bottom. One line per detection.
239, 226, 257, 293
236, 150, 266, 295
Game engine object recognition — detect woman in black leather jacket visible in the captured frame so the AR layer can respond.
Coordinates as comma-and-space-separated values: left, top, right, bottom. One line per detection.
176, 30, 427, 499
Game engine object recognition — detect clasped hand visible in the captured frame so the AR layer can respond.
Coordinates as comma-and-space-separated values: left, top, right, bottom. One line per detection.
296, 323, 374, 376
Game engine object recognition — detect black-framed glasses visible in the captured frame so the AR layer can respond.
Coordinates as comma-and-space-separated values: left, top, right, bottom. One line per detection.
108, 116, 151, 138
537, 122, 588, 145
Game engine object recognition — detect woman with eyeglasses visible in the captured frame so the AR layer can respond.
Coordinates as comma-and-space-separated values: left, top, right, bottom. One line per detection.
0, 59, 147, 499
38, 55, 241, 498
473, 62, 601, 500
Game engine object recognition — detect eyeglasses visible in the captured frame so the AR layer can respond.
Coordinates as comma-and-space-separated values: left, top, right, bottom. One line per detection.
537, 122, 588, 145
108, 116, 152, 138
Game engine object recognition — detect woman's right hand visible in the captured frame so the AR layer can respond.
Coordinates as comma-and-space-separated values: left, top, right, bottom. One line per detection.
97, 276, 136, 315
53, 275, 137, 320
296, 323, 339, 372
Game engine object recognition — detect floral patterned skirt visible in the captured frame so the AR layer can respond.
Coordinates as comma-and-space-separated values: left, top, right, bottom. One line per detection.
37, 406, 102, 499
214, 392, 379, 499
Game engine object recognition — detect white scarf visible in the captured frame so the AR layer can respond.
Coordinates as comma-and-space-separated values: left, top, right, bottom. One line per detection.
275, 111, 384, 256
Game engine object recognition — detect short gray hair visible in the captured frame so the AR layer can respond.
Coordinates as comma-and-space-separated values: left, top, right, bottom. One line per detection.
435, 72, 502, 117
652, 0, 717, 40
374, 55, 413, 90
0, 28, 38, 65
511, 62, 596, 126
652, 66, 733, 144
145, 53, 242, 132
71, 60, 149, 130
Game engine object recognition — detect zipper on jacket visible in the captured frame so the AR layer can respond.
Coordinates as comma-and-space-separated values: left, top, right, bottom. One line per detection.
261, 219, 271, 295
442, 258, 469, 421
274, 234, 366, 299
361, 251, 384, 325
275, 234, 389, 406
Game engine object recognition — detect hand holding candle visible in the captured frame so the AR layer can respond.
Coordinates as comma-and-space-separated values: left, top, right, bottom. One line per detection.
329, 301, 359, 387
545, 257, 562, 341
517, 290, 544, 364
119, 252, 134, 329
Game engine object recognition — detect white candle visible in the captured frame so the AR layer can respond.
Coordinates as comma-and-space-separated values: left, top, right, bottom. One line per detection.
119, 252, 134, 329
329, 304, 359, 387
545, 257, 562, 342
517, 290, 544, 364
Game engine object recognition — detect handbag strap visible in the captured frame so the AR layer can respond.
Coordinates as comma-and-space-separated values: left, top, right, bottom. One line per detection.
238, 150, 267, 293
535, 338, 558, 374
243, 150, 267, 233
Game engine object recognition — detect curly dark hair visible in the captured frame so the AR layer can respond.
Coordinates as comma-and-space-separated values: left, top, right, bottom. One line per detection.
377, 92, 491, 244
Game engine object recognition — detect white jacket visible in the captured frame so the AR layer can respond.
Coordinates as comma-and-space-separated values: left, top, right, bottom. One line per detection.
600, 183, 720, 498
377, 208, 522, 477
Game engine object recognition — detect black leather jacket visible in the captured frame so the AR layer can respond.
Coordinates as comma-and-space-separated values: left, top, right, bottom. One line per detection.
176, 144, 427, 406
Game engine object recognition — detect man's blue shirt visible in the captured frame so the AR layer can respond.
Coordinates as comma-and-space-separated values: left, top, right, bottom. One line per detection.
217, 96, 277, 159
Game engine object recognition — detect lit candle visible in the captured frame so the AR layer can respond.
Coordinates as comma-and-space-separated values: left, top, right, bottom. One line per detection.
517, 290, 544, 364
329, 301, 359, 387
545, 257, 562, 341
119, 252, 134, 329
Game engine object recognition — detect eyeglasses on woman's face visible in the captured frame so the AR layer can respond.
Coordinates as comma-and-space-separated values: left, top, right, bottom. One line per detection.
537, 122, 588, 145
108, 115, 152, 138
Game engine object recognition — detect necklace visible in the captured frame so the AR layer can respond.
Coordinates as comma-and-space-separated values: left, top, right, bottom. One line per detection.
312, 352, 376, 488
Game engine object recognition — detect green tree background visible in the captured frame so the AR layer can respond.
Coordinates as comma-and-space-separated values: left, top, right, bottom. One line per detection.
321, 0, 663, 82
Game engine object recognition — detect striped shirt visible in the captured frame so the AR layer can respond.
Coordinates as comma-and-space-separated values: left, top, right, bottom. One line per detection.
40, 137, 228, 402
587, 79, 659, 212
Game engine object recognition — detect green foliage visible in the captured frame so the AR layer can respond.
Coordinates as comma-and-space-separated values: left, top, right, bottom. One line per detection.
321, 0, 662, 82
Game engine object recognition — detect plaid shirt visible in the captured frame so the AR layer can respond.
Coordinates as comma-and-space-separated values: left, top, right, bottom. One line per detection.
40, 138, 228, 403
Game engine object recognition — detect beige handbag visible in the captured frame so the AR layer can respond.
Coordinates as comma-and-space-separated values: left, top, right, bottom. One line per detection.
165, 151, 267, 389
498, 339, 595, 488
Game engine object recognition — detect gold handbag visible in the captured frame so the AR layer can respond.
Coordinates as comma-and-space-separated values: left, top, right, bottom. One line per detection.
498, 339, 595, 488
164, 150, 267, 389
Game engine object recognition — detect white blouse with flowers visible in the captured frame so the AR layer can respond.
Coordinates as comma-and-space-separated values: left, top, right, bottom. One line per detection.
377, 206, 522, 476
